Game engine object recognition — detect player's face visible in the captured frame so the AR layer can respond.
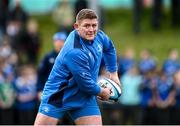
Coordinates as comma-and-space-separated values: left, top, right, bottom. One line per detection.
74, 19, 98, 41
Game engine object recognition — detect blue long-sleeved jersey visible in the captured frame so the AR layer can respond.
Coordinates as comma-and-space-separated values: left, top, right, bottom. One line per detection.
41, 30, 117, 108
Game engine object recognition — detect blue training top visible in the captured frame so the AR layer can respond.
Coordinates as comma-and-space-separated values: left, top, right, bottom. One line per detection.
41, 30, 117, 109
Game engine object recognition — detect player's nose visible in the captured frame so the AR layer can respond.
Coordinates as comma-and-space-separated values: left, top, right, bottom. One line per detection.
88, 26, 94, 31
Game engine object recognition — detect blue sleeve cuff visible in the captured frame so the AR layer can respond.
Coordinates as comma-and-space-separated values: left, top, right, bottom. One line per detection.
106, 65, 118, 73
94, 85, 101, 95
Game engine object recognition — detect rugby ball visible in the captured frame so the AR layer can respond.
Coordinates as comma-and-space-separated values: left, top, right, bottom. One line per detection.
98, 78, 122, 102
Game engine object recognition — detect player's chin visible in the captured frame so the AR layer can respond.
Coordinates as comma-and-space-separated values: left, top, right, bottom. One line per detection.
86, 35, 95, 41
87, 38, 95, 41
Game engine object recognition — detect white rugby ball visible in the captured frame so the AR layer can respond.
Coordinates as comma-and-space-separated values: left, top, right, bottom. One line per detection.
98, 78, 122, 102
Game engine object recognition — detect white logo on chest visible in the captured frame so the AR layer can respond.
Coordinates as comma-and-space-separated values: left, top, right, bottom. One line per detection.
97, 44, 102, 52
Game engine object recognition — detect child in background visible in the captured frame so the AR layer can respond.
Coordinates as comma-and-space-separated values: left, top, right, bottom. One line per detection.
0, 56, 16, 124
155, 70, 174, 124
120, 65, 142, 125
13, 65, 37, 124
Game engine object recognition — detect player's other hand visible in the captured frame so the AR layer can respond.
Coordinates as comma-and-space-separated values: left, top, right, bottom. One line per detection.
108, 72, 122, 94
109, 72, 121, 86
97, 87, 111, 101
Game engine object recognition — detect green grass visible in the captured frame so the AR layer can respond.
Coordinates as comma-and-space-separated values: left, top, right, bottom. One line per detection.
104, 8, 180, 66
34, 8, 180, 67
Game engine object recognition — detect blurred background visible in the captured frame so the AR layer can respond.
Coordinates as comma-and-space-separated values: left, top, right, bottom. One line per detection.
0, 0, 180, 125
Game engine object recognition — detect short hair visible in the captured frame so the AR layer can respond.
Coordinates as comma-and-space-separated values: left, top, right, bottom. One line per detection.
76, 9, 98, 23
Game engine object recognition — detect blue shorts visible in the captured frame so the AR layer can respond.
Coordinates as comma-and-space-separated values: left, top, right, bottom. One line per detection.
38, 102, 101, 121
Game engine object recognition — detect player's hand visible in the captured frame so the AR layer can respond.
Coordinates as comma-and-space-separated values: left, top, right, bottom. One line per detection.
109, 72, 121, 86
108, 72, 122, 94
109, 72, 120, 84
97, 87, 111, 101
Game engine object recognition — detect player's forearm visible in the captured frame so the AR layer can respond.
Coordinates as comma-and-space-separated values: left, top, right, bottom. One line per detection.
75, 74, 102, 95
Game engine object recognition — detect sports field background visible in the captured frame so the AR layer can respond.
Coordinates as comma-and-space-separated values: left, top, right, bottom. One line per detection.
35, 8, 180, 67
0, 0, 180, 125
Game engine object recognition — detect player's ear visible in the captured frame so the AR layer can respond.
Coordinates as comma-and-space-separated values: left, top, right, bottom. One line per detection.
73, 23, 78, 30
